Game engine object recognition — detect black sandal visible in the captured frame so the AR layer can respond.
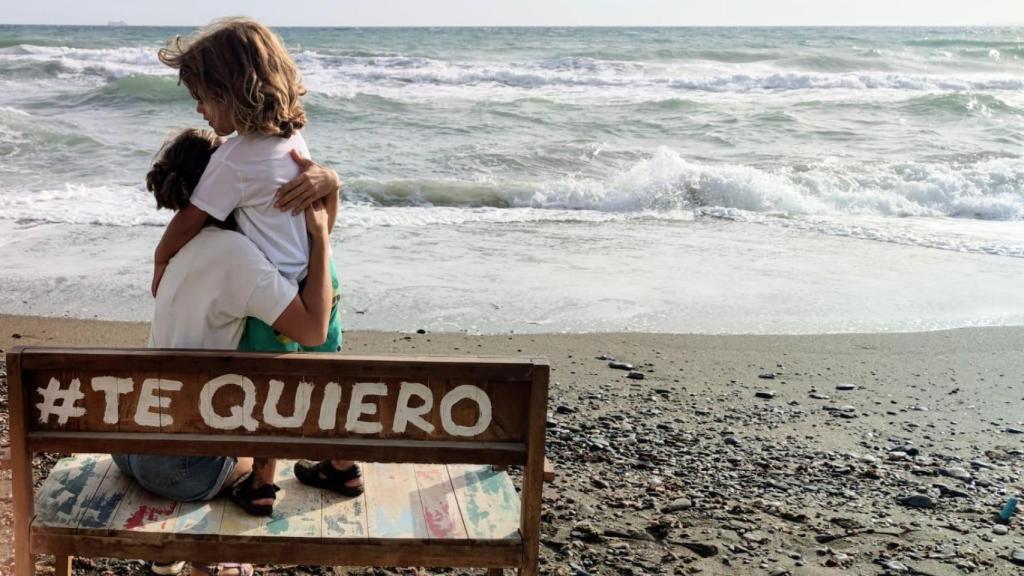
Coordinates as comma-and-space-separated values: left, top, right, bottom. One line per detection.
228, 472, 280, 517
294, 460, 364, 497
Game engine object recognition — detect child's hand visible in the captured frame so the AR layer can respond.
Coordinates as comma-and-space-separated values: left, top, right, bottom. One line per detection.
304, 199, 329, 242
275, 150, 341, 215
151, 262, 168, 298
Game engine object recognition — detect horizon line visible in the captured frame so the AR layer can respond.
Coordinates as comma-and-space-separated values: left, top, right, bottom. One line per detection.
2, 22, 1022, 29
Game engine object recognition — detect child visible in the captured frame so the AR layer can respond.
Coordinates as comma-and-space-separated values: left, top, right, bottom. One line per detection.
154, 17, 362, 516
153, 17, 341, 353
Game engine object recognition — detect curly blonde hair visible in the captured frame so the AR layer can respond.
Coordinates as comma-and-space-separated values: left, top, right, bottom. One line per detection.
159, 17, 307, 138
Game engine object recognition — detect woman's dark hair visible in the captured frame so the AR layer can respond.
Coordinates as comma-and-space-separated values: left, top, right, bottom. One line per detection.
146, 128, 221, 211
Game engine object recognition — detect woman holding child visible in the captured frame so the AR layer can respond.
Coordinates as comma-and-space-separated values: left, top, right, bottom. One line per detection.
113, 17, 361, 576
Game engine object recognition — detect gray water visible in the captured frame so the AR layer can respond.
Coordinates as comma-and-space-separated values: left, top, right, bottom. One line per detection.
1, 26, 1023, 333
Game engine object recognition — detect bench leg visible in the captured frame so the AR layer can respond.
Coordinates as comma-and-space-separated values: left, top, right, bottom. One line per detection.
55, 556, 73, 576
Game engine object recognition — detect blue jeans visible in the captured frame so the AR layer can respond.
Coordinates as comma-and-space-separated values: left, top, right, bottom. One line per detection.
111, 454, 236, 502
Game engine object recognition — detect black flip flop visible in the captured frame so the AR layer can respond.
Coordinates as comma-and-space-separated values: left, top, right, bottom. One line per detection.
293, 460, 364, 497
228, 471, 280, 517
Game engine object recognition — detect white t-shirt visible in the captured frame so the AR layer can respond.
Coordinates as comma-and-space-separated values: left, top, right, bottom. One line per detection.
190, 132, 312, 281
148, 227, 298, 349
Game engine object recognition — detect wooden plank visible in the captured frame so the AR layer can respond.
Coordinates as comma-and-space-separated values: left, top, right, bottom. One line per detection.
219, 469, 267, 541
172, 498, 226, 539
414, 463, 467, 540
55, 555, 72, 576
108, 480, 180, 534
32, 531, 522, 568
363, 463, 428, 541
27, 373, 532, 443
33, 454, 111, 530
544, 457, 555, 482
321, 476, 368, 540
264, 460, 321, 539
9, 348, 36, 576
29, 433, 527, 466
520, 361, 550, 576
76, 462, 134, 531
19, 348, 543, 382
449, 464, 521, 541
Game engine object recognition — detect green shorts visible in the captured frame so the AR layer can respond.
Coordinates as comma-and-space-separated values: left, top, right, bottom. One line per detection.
238, 260, 342, 353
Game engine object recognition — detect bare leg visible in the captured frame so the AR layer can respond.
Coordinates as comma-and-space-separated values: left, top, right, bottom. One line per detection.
219, 457, 253, 496
250, 457, 277, 507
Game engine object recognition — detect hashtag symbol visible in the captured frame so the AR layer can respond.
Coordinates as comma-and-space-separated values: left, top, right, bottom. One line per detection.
36, 378, 87, 425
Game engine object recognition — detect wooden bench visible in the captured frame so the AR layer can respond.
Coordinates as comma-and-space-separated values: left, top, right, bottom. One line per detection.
6, 347, 549, 575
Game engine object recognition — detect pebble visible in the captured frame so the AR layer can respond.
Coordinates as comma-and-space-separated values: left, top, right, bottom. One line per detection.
661, 497, 693, 513
942, 467, 971, 481
608, 361, 633, 371
758, 372, 776, 379
898, 494, 934, 508
626, 370, 645, 380
415, 328, 426, 334
893, 445, 920, 457
809, 392, 829, 400
883, 560, 909, 573
677, 542, 718, 558
755, 390, 777, 399
1008, 427, 1023, 434
836, 383, 857, 391
993, 524, 1008, 535
1011, 548, 1024, 566
743, 530, 768, 544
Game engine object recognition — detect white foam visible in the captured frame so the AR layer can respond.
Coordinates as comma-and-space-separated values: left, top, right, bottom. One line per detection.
0, 183, 169, 227
5, 43, 1024, 106
0, 44, 171, 80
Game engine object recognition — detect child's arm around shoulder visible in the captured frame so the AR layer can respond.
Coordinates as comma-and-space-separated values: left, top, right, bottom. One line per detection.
151, 203, 209, 297
152, 150, 244, 297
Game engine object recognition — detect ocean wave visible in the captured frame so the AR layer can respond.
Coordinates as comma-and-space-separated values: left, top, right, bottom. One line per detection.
907, 38, 1024, 49
5, 42, 1024, 101
0, 44, 170, 80
295, 48, 1024, 93
71, 75, 188, 107
341, 149, 1024, 221
6, 149, 1020, 226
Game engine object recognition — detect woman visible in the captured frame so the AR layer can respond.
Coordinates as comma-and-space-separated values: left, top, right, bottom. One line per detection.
115, 128, 340, 576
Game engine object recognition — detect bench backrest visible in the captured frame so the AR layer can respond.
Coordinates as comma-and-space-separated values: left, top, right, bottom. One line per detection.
7, 348, 549, 466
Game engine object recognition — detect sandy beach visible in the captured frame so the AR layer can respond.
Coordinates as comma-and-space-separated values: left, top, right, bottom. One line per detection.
2, 314, 1023, 575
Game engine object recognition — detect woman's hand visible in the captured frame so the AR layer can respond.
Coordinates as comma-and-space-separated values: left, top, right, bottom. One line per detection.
275, 150, 340, 215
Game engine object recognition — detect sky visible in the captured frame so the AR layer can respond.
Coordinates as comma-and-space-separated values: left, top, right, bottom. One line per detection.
3, 0, 1024, 27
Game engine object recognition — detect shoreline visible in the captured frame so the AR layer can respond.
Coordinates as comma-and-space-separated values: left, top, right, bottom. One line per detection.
4, 312, 1024, 348
2, 314, 1024, 574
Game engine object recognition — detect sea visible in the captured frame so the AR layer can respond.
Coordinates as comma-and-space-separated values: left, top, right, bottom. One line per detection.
1, 25, 1023, 334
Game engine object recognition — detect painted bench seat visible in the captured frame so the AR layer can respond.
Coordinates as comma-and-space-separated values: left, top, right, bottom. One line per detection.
31, 454, 523, 566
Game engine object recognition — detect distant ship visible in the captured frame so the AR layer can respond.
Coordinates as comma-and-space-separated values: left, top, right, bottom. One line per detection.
106, 20, 128, 27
